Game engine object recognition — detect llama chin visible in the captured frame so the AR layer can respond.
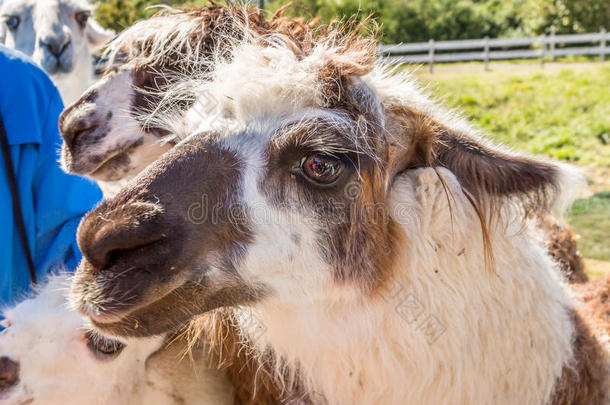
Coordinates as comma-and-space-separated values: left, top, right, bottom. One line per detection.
0, 273, 233, 405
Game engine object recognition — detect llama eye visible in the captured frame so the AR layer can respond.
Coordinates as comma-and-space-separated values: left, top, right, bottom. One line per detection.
74, 11, 89, 28
300, 155, 344, 185
5, 16, 20, 30
85, 331, 125, 359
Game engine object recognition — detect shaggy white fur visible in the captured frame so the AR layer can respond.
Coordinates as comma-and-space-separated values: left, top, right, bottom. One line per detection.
0, 0, 113, 104
234, 168, 576, 404
0, 274, 233, 405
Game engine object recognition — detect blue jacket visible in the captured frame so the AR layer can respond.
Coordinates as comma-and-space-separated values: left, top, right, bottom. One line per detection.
0, 45, 102, 305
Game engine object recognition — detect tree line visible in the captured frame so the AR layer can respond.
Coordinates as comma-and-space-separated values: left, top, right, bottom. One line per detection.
95, 0, 609, 44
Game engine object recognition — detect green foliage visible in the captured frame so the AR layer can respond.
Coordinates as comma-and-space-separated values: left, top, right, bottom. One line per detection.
265, 0, 525, 43
568, 192, 610, 261
94, 0, 608, 42
265, 0, 608, 43
563, 0, 610, 32
95, 0, 207, 32
516, 0, 609, 35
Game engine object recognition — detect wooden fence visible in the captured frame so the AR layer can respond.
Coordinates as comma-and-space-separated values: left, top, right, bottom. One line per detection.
379, 27, 609, 72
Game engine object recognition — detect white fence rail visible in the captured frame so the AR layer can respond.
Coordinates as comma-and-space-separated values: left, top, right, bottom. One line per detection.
379, 27, 608, 72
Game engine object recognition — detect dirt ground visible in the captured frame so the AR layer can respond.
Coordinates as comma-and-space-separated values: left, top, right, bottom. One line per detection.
583, 165, 610, 196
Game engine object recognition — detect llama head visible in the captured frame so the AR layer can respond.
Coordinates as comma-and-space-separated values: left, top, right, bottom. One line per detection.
58, 5, 307, 188
0, 274, 170, 405
0, 0, 114, 102
71, 31, 573, 338
58, 66, 175, 186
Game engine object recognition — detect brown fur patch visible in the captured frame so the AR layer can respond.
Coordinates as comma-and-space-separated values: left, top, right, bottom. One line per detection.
572, 275, 610, 337
550, 308, 608, 404
318, 39, 377, 108
191, 310, 314, 405
541, 215, 587, 283
262, 117, 397, 291
383, 106, 568, 269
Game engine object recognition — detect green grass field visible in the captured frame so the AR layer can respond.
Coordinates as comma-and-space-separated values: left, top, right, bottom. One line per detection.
417, 63, 610, 274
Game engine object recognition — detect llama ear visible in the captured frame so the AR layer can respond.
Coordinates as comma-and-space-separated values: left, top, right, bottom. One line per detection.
85, 18, 114, 51
385, 106, 566, 208
432, 129, 560, 202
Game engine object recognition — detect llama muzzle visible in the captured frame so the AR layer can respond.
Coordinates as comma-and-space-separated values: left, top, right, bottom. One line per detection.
72, 134, 259, 337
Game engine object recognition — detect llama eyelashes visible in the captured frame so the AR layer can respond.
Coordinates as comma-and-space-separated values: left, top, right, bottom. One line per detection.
84, 331, 125, 360
291, 154, 347, 187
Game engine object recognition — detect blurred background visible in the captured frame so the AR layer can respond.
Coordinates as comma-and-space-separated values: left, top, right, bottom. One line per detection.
94, 0, 609, 278
95, 0, 607, 42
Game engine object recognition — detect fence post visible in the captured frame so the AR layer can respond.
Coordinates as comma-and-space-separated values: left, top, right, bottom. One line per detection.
484, 36, 490, 71
540, 34, 546, 67
601, 27, 607, 62
550, 26, 556, 62
428, 39, 435, 73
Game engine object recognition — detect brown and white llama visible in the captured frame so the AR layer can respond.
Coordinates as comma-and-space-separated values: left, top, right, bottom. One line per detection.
58, 6, 586, 286
69, 26, 609, 404
58, 4, 313, 197
0, 273, 233, 405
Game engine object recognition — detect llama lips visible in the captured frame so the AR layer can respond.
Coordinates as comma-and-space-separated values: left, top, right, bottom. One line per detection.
73, 259, 190, 331
77, 278, 181, 329
84, 282, 208, 338
83, 140, 143, 179
88, 148, 133, 179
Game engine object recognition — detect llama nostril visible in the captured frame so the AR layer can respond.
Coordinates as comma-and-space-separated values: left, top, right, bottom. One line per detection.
41, 37, 71, 58
0, 356, 19, 391
78, 203, 167, 270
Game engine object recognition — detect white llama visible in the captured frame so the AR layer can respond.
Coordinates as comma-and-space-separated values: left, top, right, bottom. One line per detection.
70, 26, 609, 404
0, 0, 114, 104
0, 273, 233, 405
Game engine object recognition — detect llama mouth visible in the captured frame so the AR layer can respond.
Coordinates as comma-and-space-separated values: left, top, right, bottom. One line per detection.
88, 148, 134, 179
64, 139, 139, 179
82, 278, 186, 326
84, 281, 209, 338
91, 139, 142, 173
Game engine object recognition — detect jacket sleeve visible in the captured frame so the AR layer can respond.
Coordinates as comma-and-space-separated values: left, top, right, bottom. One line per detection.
32, 90, 102, 274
